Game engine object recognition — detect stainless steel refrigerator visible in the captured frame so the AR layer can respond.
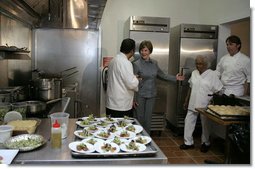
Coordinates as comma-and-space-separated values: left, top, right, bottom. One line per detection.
129, 16, 170, 131
166, 24, 218, 134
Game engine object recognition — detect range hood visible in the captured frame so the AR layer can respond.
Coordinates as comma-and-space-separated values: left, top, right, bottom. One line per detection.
0, 0, 107, 30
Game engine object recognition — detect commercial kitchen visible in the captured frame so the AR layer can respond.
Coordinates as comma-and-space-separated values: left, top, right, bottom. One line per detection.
0, 0, 251, 165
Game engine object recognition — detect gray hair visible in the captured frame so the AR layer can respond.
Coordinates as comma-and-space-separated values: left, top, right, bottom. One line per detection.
196, 55, 211, 68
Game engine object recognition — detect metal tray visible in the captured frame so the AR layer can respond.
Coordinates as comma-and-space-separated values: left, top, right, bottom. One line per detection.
206, 109, 249, 121
70, 118, 158, 158
207, 106, 250, 117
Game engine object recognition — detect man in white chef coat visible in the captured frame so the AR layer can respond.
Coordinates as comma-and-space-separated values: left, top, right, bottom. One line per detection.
106, 38, 139, 118
180, 55, 223, 153
216, 35, 250, 96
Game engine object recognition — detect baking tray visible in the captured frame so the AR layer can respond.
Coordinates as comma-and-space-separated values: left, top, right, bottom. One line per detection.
70, 119, 158, 158
207, 106, 250, 117
206, 108, 250, 121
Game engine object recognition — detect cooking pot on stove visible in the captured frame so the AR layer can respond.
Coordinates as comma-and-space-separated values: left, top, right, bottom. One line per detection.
26, 98, 62, 114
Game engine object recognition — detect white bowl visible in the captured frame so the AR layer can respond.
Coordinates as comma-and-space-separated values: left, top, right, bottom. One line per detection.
0, 125, 14, 143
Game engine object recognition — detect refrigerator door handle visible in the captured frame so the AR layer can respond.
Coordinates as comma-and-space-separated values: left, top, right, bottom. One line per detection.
180, 67, 189, 86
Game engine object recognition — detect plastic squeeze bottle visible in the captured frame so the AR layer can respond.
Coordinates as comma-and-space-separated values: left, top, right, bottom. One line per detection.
51, 120, 62, 148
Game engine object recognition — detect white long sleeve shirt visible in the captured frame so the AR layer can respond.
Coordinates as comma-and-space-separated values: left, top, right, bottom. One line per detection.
106, 53, 139, 111
188, 69, 223, 111
216, 52, 250, 96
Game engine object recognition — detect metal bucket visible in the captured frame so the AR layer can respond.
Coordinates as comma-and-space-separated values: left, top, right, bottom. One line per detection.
37, 78, 62, 101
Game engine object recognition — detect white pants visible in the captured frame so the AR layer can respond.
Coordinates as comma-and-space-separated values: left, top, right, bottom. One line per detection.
184, 110, 211, 146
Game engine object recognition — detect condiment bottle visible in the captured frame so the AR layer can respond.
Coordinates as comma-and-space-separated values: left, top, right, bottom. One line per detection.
51, 120, 62, 148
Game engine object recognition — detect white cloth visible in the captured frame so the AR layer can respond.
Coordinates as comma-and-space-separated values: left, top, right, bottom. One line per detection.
188, 69, 223, 111
184, 69, 223, 145
106, 53, 139, 111
216, 52, 250, 96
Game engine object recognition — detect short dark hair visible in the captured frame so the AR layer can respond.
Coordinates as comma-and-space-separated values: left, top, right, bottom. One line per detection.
226, 35, 242, 51
120, 38, 136, 54
139, 40, 153, 54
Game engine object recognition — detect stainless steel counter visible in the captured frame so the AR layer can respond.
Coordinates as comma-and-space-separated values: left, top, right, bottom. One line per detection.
12, 119, 168, 165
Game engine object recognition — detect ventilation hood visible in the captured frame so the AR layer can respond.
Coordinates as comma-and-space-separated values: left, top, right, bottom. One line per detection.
0, 0, 107, 30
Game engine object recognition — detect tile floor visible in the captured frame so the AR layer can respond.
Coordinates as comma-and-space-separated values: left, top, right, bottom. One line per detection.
150, 128, 225, 164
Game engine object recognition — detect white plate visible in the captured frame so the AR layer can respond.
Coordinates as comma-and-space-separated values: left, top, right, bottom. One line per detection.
125, 124, 143, 134
93, 130, 115, 140
74, 130, 93, 139
96, 121, 111, 128
84, 125, 102, 133
100, 117, 117, 124
82, 138, 104, 145
0, 149, 19, 164
94, 141, 120, 154
105, 136, 128, 146
76, 120, 94, 128
120, 141, 146, 152
115, 130, 136, 139
132, 136, 152, 145
68, 141, 95, 153
81, 116, 98, 123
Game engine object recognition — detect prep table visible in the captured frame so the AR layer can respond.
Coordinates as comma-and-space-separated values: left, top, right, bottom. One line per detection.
11, 118, 168, 165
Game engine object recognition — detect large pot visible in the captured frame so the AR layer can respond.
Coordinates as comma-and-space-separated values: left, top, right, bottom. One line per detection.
36, 78, 62, 101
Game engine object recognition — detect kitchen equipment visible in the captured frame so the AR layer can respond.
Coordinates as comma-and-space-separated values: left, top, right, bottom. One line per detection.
26, 98, 62, 115
129, 16, 170, 117
0, 125, 14, 143
166, 24, 218, 134
3, 111, 23, 123
49, 112, 69, 139
36, 78, 62, 101
11, 102, 27, 119
0, 91, 12, 103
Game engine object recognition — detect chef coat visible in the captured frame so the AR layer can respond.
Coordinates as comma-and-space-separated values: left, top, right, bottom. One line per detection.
216, 52, 250, 96
133, 58, 176, 98
188, 69, 223, 111
106, 53, 139, 111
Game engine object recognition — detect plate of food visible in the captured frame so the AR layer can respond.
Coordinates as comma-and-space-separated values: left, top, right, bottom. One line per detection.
125, 124, 143, 134
69, 141, 95, 153
76, 120, 94, 128
132, 136, 152, 145
94, 141, 120, 154
96, 121, 110, 128
105, 136, 127, 146
81, 114, 98, 122
74, 129, 93, 139
4, 134, 46, 152
105, 124, 121, 133
115, 120, 129, 128
100, 116, 117, 124
115, 130, 136, 139
93, 130, 115, 140
82, 137, 104, 145
84, 125, 101, 133
120, 140, 146, 152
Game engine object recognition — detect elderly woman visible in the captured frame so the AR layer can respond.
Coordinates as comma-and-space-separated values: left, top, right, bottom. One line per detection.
180, 55, 223, 153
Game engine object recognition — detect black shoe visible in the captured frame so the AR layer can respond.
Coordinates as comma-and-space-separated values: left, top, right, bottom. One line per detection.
180, 144, 194, 150
200, 143, 210, 153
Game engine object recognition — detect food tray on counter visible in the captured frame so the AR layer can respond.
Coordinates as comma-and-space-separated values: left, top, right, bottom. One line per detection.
70, 116, 158, 158
206, 108, 250, 121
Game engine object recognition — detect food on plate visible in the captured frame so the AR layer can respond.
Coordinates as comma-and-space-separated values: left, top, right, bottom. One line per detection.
107, 124, 117, 133
101, 143, 117, 153
120, 130, 130, 137
78, 129, 93, 137
8, 120, 37, 134
85, 138, 98, 145
87, 114, 96, 121
97, 131, 110, 138
105, 116, 115, 122
76, 143, 88, 151
80, 119, 90, 125
97, 121, 108, 127
126, 140, 139, 151
6, 136, 43, 149
116, 120, 128, 128
124, 116, 131, 120
126, 125, 135, 132
208, 105, 250, 116
112, 136, 124, 145
87, 125, 98, 132
135, 136, 147, 144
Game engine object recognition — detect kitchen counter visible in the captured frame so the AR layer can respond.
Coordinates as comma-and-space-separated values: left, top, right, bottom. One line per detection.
12, 119, 168, 165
